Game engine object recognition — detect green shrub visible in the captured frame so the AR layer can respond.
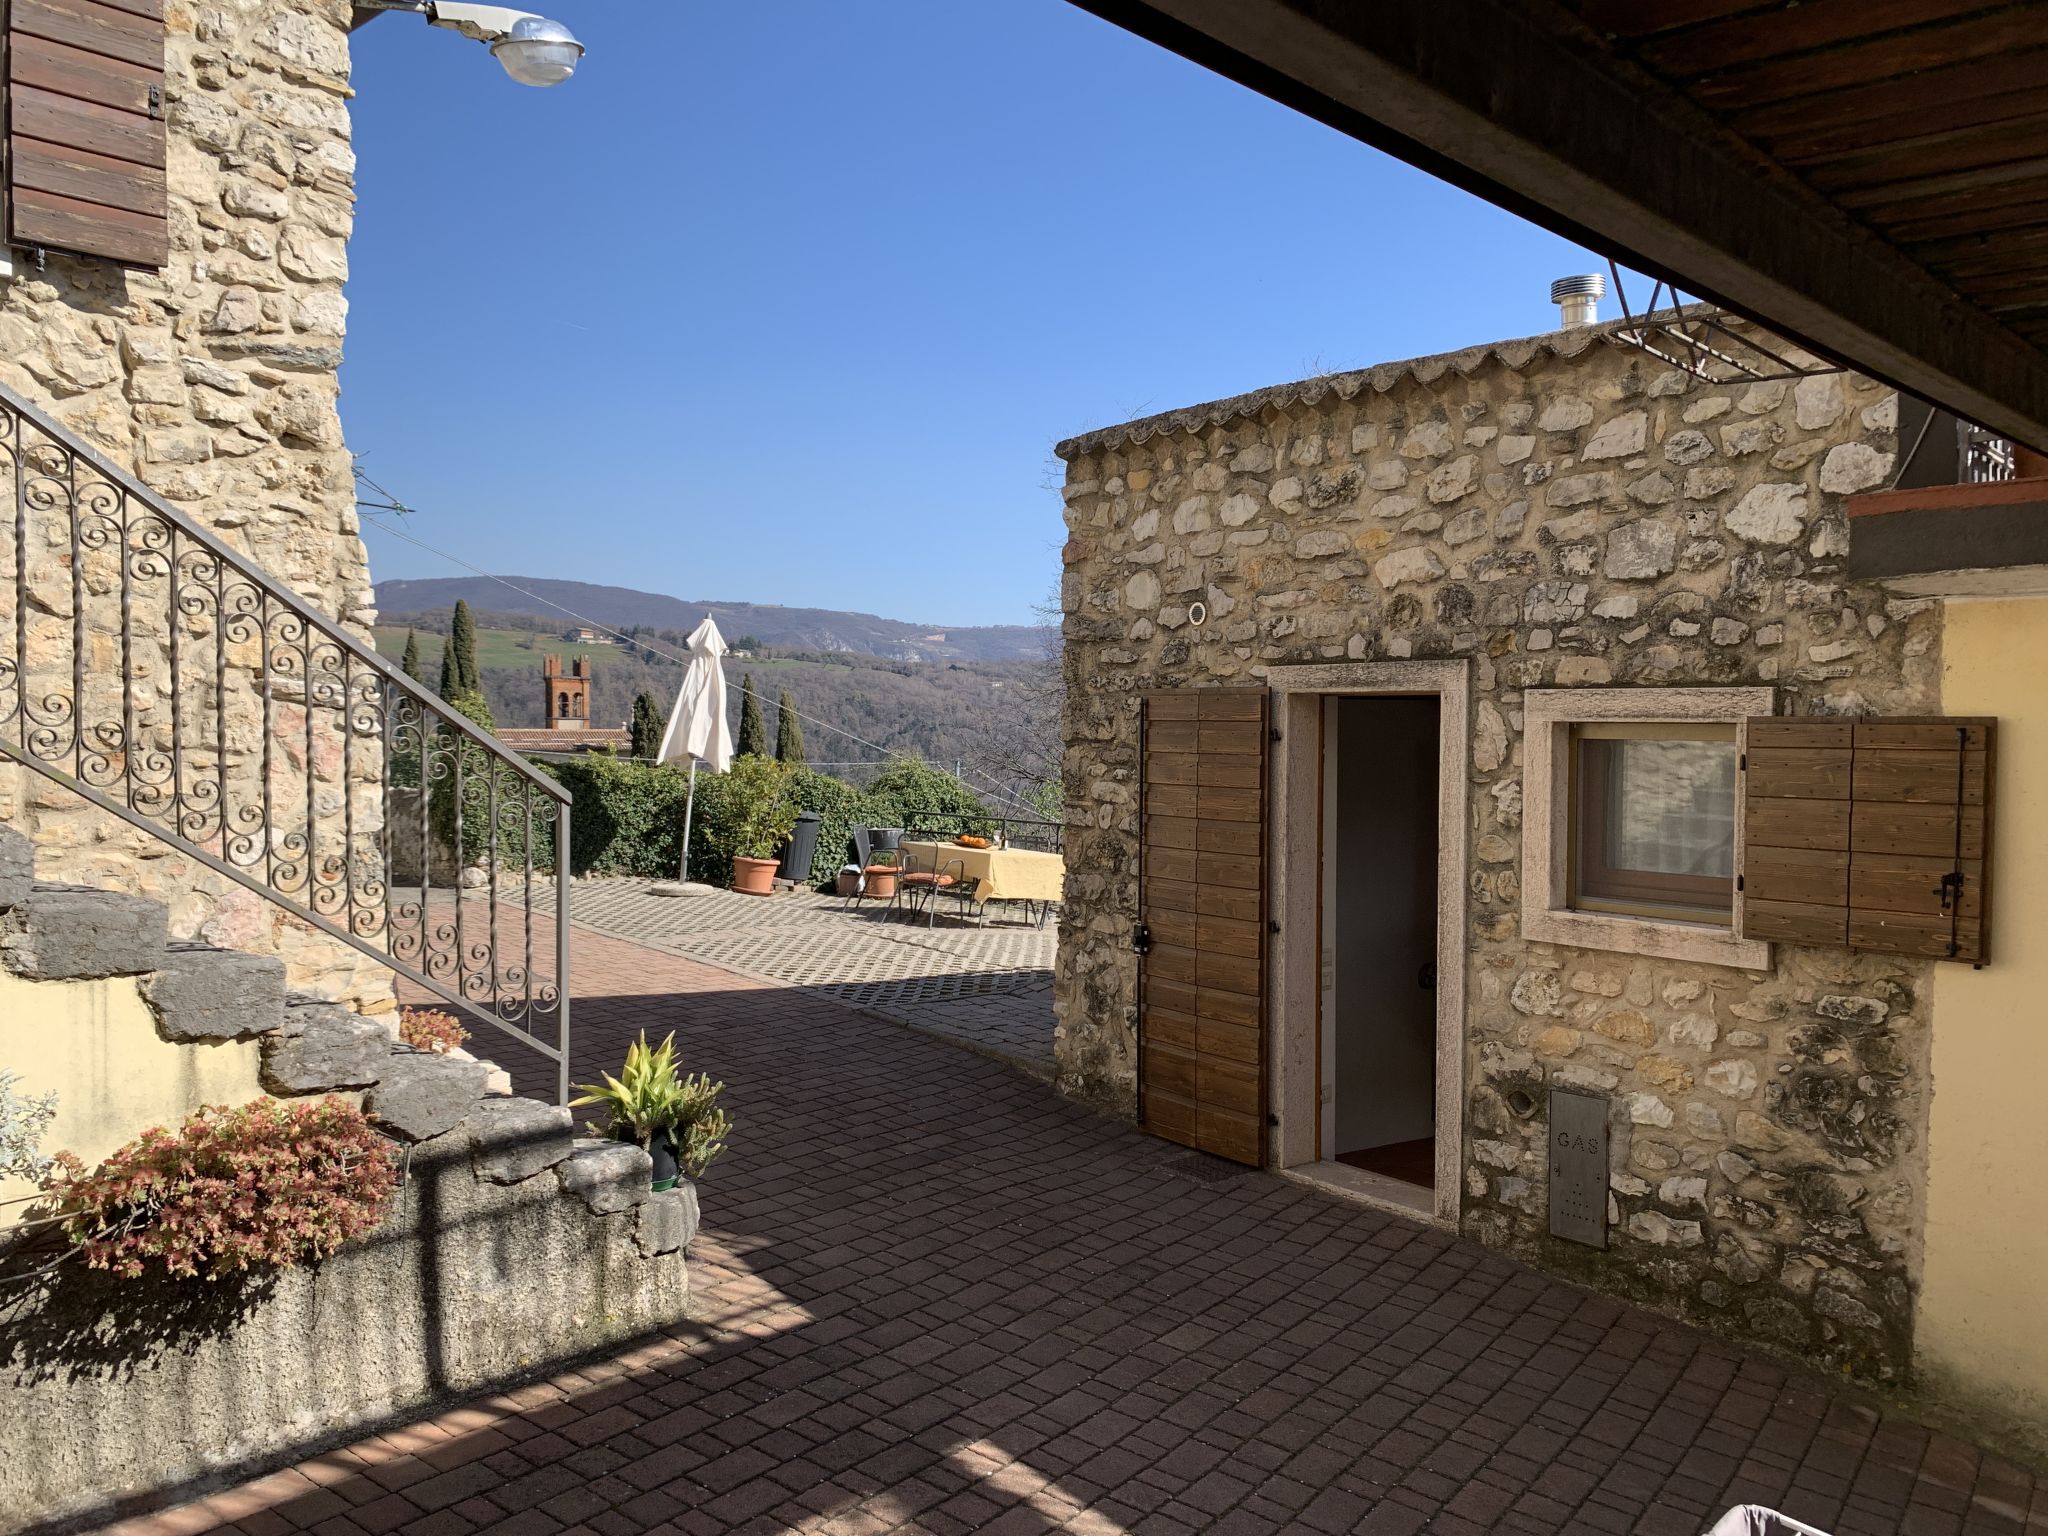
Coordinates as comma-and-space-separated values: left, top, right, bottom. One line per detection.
542, 754, 692, 878
865, 757, 994, 840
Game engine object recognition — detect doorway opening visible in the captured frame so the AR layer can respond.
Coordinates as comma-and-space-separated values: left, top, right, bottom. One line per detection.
1318, 694, 1440, 1195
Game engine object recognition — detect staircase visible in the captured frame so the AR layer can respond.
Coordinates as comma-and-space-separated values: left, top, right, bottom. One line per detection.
0, 824, 521, 1198
0, 381, 570, 1098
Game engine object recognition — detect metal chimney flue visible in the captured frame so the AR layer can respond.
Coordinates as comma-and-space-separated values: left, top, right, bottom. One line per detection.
1551, 273, 1606, 328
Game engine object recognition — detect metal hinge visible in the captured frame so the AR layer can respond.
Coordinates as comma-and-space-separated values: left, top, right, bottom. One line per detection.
148, 84, 162, 120
1131, 921, 1152, 957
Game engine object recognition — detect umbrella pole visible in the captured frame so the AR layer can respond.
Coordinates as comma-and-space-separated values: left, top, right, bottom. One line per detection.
679, 758, 699, 882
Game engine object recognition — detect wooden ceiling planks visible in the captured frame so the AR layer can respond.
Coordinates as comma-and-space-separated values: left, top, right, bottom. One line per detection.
1564, 0, 2048, 406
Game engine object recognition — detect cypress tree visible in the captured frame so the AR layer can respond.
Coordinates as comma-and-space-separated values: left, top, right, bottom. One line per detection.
630, 691, 664, 759
775, 689, 806, 766
437, 629, 457, 700
400, 629, 422, 681
450, 600, 480, 695
735, 673, 766, 758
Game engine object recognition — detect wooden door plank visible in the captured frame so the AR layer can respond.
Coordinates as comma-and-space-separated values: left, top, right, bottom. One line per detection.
1149, 910, 1197, 949
1147, 945, 1198, 985
1745, 845, 1849, 906
1747, 796, 1851, 850
1197, 886, 1261, 922
1854, 719, 1994, 750
9, 83, 163, 169
1195, 1017, 1260, 1065
1743, 897, 1848, 946
1145, 876, 1198, 915
1854, 748, 1985, 805
10, 32, 156, 112
1746, 746, 1852, 799
1143, 1043, 1197, 1102
11, 137, 165, 218
12, 0, 164, 70
1195, 818, 1259, 856
1147, 719, 1198, 752
1141, 1006, 1196, 1051
1145, 1091, 1197, 1147
1197, 691, 1264, 722
1197, 1058, 1260, 1117
1851, 801, 1985, 858
1145, 818, 1197, 853
1197, 754, 1261, 788
11, 186, 165, 265
1195, 916, 1259, 957
1197, 786, 1261, 822
1196, 1107, 1261, 1165
1145, 752, 1197, 786
1195, 986, 1259, 1027
1851, 854, 1984, 920
1748, 717, 1853, 749
1850, 909, 1983, 959
1196, 951, 1260, 995
1146, 692, 1198, 719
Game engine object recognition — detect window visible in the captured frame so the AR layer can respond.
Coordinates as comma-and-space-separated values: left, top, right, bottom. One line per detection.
1521, 688, 1771, 969
1569, 724, 1736, 922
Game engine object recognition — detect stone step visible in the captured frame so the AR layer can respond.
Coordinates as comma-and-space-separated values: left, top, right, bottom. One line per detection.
0, 884, 169, 980
0, 827, 31, 912
261, 1001, 389, 1094
142, 943, 287, 1043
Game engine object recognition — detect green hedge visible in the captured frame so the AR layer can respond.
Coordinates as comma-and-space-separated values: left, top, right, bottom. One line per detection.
536, 754, 993, 888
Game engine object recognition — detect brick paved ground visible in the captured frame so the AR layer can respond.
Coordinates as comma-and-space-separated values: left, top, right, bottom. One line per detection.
102, 922, 2043, 1536
533, 880, 1054, 1074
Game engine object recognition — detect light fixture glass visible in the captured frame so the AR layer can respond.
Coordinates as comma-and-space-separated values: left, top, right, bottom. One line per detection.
490, 15, 584, 86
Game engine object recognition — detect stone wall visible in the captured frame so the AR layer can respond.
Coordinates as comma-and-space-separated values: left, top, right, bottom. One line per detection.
0, 0, 387, 1010
1054, 322, 1945, 1379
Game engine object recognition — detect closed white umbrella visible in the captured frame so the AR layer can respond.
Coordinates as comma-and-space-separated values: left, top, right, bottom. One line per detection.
653, 616, 733, 891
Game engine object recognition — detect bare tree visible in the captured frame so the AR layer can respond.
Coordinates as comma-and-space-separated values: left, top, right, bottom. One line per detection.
966, 582, 1063, 820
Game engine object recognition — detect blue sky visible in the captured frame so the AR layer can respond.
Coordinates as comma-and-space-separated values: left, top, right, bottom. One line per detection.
344, 1, 1633, 628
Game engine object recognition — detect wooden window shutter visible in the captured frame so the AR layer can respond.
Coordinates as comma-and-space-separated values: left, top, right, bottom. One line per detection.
1741, 716, 1994, 963
4, 0, 169, 268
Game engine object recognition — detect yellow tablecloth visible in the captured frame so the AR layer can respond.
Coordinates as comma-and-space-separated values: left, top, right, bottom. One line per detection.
900, 842, 1064, 906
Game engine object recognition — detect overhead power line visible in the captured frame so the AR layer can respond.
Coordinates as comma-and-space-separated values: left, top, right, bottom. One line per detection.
358, 507, 1042, 814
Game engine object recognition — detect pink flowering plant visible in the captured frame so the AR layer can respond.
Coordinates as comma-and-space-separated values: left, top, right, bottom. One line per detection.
42, 1097, 400, 1280
398, 1006, 470, 1055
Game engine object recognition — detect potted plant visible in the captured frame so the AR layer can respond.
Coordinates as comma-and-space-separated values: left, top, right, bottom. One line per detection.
570, 1031, 687, 1190
722, 757, 798, 896
863, 847, 900, 900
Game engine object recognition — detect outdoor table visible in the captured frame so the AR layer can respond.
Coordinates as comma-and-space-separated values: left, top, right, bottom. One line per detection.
900, 840, 1063, 911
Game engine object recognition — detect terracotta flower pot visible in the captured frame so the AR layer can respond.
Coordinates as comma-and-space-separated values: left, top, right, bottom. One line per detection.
835, 870, 861, 897
863, 866, 899, 899
732, 855, 779, 896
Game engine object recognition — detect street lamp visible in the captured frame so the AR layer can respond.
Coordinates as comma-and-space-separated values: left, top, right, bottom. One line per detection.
355, 2, 586, 86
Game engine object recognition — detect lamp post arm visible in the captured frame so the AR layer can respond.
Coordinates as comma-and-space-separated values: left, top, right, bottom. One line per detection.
352, 0, 542, 42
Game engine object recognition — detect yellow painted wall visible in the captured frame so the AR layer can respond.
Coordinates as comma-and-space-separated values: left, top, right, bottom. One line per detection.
1921, 596, 2048, 1458
0, 970, 266, 1222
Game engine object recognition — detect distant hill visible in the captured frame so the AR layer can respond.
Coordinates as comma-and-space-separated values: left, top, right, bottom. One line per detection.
373, 577, 1048, 664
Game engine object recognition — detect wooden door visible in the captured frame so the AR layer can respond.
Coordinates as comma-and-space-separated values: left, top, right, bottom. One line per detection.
1138, 688, 1268, 1165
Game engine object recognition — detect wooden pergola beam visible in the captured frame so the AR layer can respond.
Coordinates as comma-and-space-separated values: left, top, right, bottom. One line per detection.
1071, 0, 2048, 452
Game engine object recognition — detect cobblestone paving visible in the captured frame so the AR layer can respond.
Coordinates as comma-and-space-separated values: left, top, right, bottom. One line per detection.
537, 881, 1055, 1074
103, 922, 2045, 1536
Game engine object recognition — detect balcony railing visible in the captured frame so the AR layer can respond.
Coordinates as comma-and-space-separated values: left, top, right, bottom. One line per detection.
0, 382, 571, 1099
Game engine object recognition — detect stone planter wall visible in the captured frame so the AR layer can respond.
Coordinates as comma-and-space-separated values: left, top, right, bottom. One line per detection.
1054, 322, 1942, 1379
0, 1107, 693, 1534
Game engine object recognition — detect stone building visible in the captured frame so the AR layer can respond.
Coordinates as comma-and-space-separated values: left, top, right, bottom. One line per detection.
1054, 308, 2048, 1456
0, 0, 383, 1008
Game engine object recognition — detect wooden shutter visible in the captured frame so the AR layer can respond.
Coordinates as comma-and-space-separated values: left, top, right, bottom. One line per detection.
1137, 688, 1268, 1166
5, 0, 168, 268
1741, 716, 1993, 963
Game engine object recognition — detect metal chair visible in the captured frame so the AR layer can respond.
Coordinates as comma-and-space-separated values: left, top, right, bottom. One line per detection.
888, 841, 963, 927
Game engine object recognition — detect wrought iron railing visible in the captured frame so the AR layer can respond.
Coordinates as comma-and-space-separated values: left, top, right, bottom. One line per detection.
904, 811, 1065, 854
0, 382, 571, 1100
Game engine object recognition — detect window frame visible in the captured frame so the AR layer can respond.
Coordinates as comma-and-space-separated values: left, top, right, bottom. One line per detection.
1520, 687, 1773, 970
1567, 722, 1738, 922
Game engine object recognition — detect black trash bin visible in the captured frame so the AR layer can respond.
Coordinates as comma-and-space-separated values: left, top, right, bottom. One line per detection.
781, 812, 822, 884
